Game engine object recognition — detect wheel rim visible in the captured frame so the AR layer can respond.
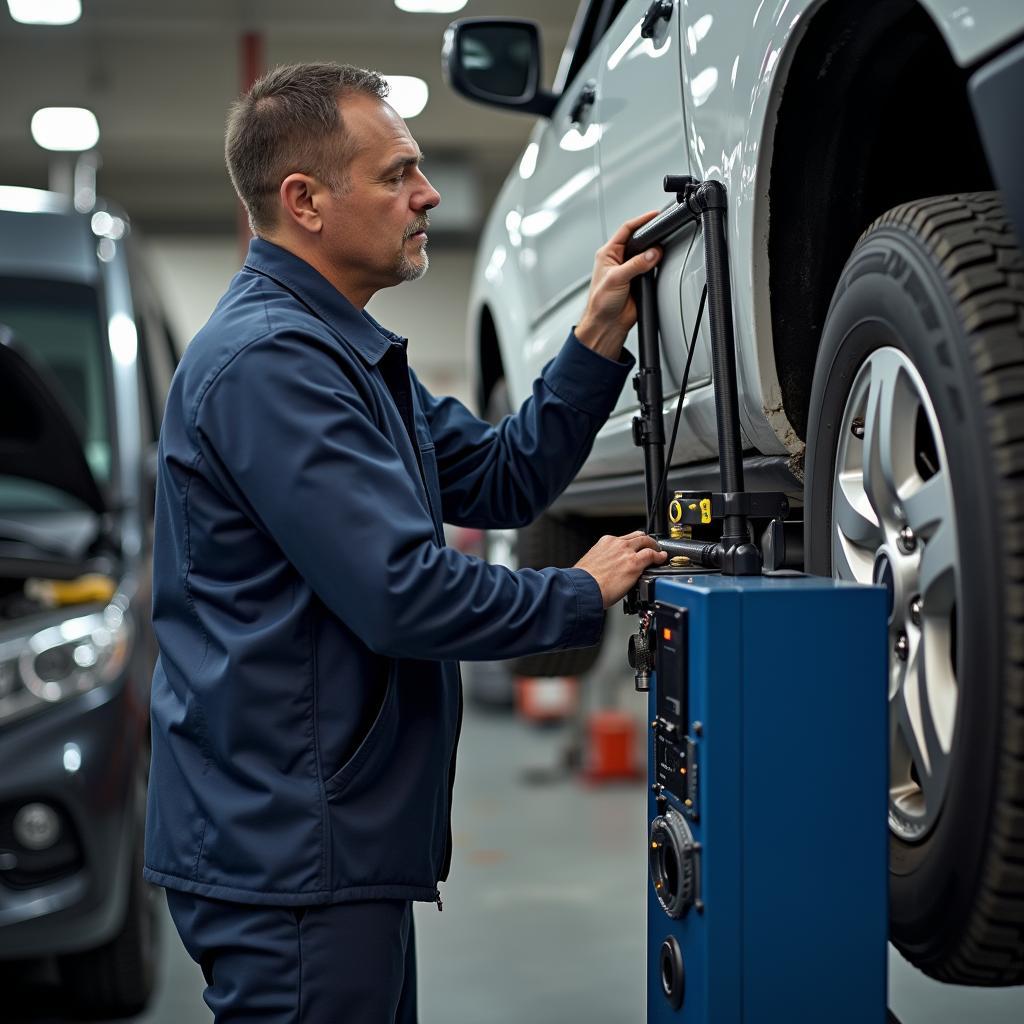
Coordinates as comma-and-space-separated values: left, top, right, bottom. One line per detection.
831, 346, 959, 842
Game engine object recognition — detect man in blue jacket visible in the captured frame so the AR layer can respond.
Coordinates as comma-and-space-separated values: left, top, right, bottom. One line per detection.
145, 62, 666, 1023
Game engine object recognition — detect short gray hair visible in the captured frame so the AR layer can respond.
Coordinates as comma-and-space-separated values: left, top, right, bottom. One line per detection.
225, 62, 389, 234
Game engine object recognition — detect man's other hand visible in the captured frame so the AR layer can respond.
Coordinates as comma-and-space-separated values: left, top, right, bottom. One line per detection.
574, 211, 663, 360
574, 531, 668, 609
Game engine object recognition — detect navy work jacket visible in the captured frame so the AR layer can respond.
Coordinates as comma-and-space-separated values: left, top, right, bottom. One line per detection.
144, 238, 632, 906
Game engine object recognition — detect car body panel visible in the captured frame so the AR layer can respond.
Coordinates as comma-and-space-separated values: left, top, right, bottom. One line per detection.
0, 677, 142, 956
510, 41, 606, 403
465, 0, 1024, 498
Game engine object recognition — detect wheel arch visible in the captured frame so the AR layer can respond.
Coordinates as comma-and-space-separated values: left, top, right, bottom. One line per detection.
765, 0, 995, 443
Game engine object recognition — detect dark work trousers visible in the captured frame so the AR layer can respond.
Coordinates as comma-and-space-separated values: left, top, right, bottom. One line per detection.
165, 890, 418, 1024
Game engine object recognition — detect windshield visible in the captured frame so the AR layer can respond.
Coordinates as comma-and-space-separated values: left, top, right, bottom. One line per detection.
0, 277, 112, 513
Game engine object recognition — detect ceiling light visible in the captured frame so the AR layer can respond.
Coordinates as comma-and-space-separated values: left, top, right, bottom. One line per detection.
394, 1, 468, 12
384, 76, 429, 119
30, 107, 99, 151
8, 0, 81, 25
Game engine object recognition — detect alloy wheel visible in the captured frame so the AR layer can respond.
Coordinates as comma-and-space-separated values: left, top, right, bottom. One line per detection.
831, 346, 959, 842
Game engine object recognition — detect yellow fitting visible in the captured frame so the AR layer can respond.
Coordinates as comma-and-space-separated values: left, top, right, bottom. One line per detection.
668, 492, 692, 565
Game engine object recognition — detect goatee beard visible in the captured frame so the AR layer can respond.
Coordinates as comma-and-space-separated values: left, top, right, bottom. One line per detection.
397, 248, 428, 282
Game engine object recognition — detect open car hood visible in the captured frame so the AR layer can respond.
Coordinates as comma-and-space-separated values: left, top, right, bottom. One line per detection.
0, 325, 106, 514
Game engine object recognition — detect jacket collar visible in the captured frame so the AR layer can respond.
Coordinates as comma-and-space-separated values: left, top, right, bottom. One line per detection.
243, 237, 406, 365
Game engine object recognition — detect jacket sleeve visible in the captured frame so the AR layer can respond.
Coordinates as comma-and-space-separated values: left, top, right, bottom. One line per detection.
413, 332, 634, 530
192, 330, 605, 662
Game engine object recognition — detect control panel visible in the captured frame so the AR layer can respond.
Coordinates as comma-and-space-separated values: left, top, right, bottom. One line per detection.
637, 574, 889, 1024
653, 603, 699, 820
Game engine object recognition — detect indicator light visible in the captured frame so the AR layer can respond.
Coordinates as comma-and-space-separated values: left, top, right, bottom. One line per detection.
662, 627, 672, 641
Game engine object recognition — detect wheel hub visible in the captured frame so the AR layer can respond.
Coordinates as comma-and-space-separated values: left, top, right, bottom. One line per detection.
872, 550, 896, 621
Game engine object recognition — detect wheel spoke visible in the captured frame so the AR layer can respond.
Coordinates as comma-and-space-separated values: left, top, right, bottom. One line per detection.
895, 658, 928, 778
834, 473, 882, 549
909, 634, 948, 809
833, 529, 875, 583
921, 611, 958, 754
861, 360, 903, 526
902, 470, 951, 540
919, 523, 957, 610
891, 625, 950, 830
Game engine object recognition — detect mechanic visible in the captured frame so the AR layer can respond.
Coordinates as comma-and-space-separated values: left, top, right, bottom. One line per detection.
144, 61, 665, 1023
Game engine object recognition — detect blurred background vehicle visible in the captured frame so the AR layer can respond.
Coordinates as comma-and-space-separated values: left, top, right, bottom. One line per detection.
0, 189, 176, 1017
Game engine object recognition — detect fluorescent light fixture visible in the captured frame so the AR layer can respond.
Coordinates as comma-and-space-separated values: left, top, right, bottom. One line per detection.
384, 76, 429, 119
395, 0, 467, 12
8, 0, 81, 25
31, 107, 99, 151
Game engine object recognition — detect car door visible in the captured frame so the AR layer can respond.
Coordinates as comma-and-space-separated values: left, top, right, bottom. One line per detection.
515, 0, 629, 388
589, 0, 717, 476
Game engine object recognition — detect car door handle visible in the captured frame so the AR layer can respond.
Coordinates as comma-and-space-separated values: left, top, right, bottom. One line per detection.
641, 0, 673, 38
569, 80, 597, 124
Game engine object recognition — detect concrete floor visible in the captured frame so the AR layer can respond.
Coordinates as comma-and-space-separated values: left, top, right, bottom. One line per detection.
7, 671, 1024, 1023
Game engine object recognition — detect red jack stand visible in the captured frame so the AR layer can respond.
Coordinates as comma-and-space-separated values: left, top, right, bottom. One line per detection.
582, 709, 642, 782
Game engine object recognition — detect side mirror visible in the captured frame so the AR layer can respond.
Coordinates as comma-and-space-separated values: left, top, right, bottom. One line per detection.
442, 18, 557, 118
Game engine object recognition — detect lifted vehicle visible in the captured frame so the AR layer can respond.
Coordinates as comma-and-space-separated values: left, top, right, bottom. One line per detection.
444, 0, 1024, 989
0, 186, 177, 1017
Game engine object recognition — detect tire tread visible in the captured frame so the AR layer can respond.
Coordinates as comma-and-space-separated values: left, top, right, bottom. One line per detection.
869, 193, 1024, 984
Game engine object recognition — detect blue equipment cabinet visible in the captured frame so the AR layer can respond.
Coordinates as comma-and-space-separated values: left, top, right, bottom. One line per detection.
644, 572, 889, 1023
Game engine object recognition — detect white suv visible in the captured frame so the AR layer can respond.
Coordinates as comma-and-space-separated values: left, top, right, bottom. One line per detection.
444, 0, 1024, 990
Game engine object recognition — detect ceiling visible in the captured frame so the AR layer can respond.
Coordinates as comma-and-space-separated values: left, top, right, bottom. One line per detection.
0, 0, 579, 235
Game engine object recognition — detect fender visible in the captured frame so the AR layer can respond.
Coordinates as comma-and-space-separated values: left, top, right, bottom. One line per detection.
678, 0, 1022, 457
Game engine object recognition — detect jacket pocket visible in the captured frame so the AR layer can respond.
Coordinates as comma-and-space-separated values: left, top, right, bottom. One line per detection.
417, 442, 444, 540
324, 665, 398, 800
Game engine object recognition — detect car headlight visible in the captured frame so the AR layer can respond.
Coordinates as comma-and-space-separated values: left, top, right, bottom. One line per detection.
0, 601, 132, 724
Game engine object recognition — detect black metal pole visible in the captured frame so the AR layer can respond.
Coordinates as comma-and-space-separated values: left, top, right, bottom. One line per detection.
626, 199, 701, 541
692, 181, 746, 545
635, 272, 667, 536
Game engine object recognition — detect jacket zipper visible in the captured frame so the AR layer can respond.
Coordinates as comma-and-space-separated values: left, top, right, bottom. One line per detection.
436, 669, 464, 909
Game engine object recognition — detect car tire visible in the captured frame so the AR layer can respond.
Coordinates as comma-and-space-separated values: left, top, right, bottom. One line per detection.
58, 820, 159, 1017
804, 192, 1024, 985
484, 379, 604, 679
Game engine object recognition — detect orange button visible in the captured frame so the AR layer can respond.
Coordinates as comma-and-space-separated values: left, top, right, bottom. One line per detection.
662, 627, 672, 641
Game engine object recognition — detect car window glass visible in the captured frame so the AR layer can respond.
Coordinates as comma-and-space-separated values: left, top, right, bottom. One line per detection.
557, 0, 630, 91
0, 277, 112, 483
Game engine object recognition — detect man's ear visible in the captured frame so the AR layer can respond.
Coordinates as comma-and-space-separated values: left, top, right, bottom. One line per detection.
279, 173, 324, 234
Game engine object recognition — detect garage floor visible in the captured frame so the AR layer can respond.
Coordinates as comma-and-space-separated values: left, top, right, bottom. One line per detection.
8, 676, 1024, 1023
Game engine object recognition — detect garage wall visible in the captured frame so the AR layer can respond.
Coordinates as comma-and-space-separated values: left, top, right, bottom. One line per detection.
147, 235, 476, 408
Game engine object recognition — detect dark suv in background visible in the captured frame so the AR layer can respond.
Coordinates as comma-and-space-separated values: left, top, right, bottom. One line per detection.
0, 185, 176, 1017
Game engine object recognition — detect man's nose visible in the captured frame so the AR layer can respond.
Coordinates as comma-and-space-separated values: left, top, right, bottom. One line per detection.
415, 174, 441, 211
